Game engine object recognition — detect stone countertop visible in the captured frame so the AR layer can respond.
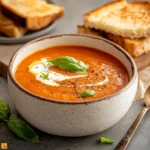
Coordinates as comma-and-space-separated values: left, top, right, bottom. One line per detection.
0, 0, 150, 150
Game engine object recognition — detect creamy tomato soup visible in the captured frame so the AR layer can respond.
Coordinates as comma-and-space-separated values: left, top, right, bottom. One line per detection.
15, 46, 129, 101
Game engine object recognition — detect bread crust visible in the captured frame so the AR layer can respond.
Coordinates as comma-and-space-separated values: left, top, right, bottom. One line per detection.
77, 26, 150, 58
84, 0, 126, 19
26, 8, 64, 30
0, 8, 26, 37
0, 25, 25, 37
84, 0, 150, 39
1, 0, 65, 30
104, 32, 150, 57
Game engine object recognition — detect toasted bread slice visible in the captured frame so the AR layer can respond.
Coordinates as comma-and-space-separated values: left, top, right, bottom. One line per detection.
1, 0, 64, 30
0, 8, 26, 37
84, 0, 150, 39
77, 26, 150, 57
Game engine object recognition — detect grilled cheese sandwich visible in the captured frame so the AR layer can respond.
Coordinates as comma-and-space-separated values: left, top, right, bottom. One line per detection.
0, 0, 64, 30
78, 0, 150, 57
84, 0, 150, 39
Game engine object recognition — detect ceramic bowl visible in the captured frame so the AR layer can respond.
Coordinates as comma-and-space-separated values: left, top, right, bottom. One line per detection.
8, 34, 138, 137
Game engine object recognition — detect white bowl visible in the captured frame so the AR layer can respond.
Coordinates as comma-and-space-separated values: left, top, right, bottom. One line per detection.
8, 34, 138, 137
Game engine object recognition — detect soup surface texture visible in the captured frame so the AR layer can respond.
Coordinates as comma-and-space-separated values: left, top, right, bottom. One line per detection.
15, 46, 129, 102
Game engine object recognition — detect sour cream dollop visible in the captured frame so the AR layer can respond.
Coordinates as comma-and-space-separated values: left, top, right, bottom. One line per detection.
29, 58, 87, 86
29, 58, 108, 87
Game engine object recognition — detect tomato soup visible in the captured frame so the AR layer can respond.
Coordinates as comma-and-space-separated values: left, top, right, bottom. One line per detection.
15, 46, 129, 101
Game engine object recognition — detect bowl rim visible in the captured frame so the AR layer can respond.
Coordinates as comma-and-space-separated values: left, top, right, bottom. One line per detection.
8, 34, 137, 105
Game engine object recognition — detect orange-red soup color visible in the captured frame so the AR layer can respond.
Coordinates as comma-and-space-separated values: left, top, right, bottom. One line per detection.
15, 46, 129, 102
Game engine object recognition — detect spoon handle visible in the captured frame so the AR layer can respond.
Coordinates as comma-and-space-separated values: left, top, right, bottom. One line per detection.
114, 106, 149, 150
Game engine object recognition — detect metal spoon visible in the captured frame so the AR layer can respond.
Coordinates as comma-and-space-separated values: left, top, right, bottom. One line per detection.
114, 86, 150, 150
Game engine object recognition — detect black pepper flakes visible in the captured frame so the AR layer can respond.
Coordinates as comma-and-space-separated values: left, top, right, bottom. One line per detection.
119, 75, 122, 78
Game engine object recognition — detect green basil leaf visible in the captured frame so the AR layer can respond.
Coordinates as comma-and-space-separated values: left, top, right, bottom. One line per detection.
0, 100, 10, 121
40, 72, 49, 80
7, 115, 40, 143
48, 56, 88, 72
100, 137, 114, 144
80, 90, 95, 98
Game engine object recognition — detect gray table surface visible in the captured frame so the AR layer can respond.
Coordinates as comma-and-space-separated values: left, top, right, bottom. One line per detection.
0, 0, 150, 150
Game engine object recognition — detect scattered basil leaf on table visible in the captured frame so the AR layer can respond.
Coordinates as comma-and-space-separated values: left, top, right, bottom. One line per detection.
48, 56, 88, 72
7, 115, 40, 143
100, 137, 114, 144
0, 100, 39, 143
0, 100, 10, 121
80, 90, 95, 98
41, 72, 49, 80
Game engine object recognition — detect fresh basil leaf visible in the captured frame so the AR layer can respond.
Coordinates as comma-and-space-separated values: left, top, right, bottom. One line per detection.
40, 72, 49, 80
48, 56, 88, 72
0, 100, 10, 121
7, 115, 40, 143
80, 90, 95, 98
100, 137, 114, 144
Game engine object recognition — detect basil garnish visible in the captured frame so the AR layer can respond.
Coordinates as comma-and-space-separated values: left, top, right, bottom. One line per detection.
80, 90, 95, 98
41, 72, 49, 80
0, 100, 39, 143
100, 137, 114, 144
7, 115, 40, 143
48, 56, 88, 72
0, 100, 10, 121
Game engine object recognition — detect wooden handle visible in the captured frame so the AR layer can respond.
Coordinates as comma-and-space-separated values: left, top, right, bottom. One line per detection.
0, 61, 8, 79
134, 52, 150, 72
114, 107, 149, 150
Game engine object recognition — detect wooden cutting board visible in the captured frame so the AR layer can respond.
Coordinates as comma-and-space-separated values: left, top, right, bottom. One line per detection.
0, 52, 150, 79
